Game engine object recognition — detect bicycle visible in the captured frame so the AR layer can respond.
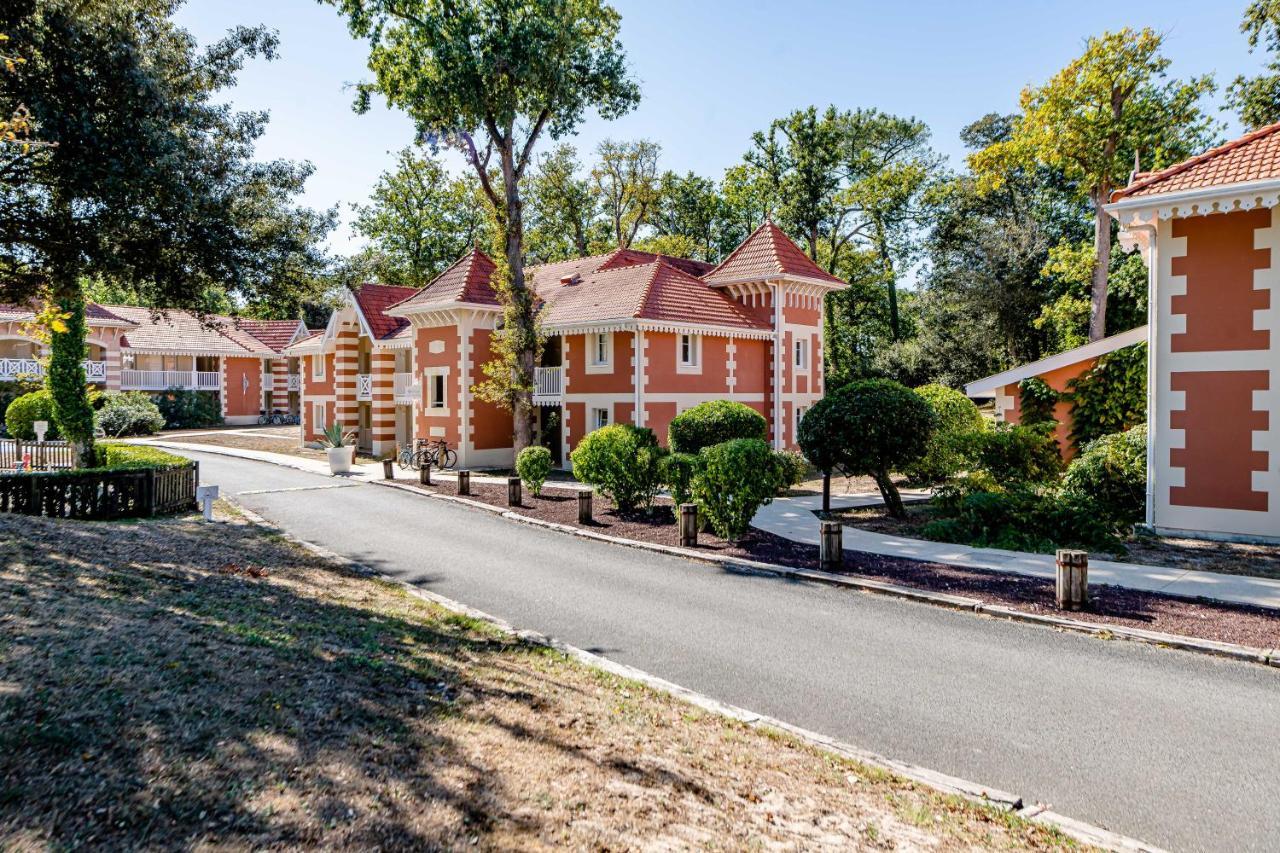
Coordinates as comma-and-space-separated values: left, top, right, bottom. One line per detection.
397, 440, 423, 470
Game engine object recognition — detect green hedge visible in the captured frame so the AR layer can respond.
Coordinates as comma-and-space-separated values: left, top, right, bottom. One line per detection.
570, 424, 665, 513
691, 438, 777, 541
668, 400, 767, 454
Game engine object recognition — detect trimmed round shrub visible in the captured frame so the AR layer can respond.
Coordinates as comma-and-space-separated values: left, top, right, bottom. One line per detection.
5, 389, 59, 440
965, 422, 1062, 487
1062, 425, 1147, 529
95, 391, 166, 437
691, 438, 778, 542
797, 379, 934, 517
659, 451, 702, 506
668, 400, 767, 454
516, 445, 553, 497
770, 449, 808, 494
570, 424, 665, 513
905, 384, 986, 483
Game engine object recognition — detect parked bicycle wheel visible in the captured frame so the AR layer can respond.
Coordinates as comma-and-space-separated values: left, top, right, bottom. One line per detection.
438, 447, 458, 470
397, 446, 417, 470
415, 448, 436, 469
257, 413, 271, 425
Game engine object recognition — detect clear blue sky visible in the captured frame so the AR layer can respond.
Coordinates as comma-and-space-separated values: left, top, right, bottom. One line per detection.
175, 0, 1264, 255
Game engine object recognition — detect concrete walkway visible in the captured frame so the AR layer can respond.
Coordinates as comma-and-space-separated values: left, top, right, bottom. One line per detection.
753, 492, 1280, 610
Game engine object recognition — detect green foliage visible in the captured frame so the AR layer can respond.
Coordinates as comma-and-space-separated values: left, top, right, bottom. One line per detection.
46, 297, 96, 464
770, 449, 809, 494
668, 400, 767, 454
1067, 342, 1146, 448
1062, 426, 1147, 530
1016, 377, 1059, 427
569, 424, 665, 513
796, 379, 934, 517
151, 390, 223, 431
319, 422, 352, 449
659, 451, 702, 506
5, 388, 57, 440
691, 438, 778, 541
964, 422, 1062, 487
94, 392, 165, 438
1227, 1, 1280, 129
923, 488, 1121, 553
96, 442, 189, 471
0, 379, 41, 435
516, 445, 553, 497
905, 384, 986, 483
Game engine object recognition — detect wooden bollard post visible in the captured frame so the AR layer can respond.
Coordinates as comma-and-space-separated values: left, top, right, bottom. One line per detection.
578, 489, 592, 523
820, 520, 843, 571
456, 469, 470, 495
419, 462, 432, 486
382, 458, 394, 480
1056, 549, 1089, 611
507, 476, 521, 506
679, 503, 698, 547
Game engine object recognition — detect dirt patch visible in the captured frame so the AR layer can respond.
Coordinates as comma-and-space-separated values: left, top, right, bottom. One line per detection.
164, 432, 379, 464
0, 511, 1073, 850
407, 481, 1280, 651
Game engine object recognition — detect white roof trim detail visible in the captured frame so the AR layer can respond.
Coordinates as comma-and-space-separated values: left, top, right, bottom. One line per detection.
1106, 178, 1280, 225
964, 326, 1148, 398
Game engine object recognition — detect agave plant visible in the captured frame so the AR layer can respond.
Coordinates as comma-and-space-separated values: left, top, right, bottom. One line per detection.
318, 421, 353, 449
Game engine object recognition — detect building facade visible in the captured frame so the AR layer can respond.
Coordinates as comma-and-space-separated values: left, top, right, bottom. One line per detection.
288, 222, 846, 467
0, 304, 307, 425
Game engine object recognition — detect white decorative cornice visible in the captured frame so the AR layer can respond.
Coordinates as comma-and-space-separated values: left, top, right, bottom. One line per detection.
1106, 178, 1280, 226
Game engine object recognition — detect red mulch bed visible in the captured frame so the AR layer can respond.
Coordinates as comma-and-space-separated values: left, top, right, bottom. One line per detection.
400, 480, 1280, 652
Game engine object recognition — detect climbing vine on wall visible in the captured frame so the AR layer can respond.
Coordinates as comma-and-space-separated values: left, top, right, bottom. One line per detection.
1067, 342, 1147, 447
1017, 377, 1059, 427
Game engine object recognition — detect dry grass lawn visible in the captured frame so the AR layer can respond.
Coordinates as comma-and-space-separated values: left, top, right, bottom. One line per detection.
0, 508, 1078, 850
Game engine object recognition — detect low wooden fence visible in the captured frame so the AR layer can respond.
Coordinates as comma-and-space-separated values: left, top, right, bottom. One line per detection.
0, 438, 76, 471
0, 462, 198, 520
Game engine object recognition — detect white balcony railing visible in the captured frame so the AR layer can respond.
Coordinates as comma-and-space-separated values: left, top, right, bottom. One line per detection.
533, 366, 563, 405
0, 358, 108, 383
287, 374, 301, 392
356, 373, 373, 401
121, 369, 220, 391
393, 372, 418, 405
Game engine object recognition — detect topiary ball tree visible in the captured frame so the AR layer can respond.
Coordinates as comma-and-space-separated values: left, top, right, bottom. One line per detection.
797, 379, 935, 518
668, 399, 767, 454
5, 389, 60, 441
906, 384, 986, 484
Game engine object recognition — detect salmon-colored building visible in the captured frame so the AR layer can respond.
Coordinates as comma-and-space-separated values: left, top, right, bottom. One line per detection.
287, 222, 846, 467
1103, 123, 1280, 543
0, 304, 308, 425
964, 326, 1147, 460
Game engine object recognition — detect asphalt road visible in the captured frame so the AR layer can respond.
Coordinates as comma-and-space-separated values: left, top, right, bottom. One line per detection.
186, 449, 1279, 852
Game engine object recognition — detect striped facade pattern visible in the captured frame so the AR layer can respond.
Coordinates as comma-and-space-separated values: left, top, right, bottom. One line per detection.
370, 349, 397, 455
333, 325, 359, 432
270, 357, 290, 411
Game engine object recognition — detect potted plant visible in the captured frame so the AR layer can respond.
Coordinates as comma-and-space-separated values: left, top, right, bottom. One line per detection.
319, 422, 355, 474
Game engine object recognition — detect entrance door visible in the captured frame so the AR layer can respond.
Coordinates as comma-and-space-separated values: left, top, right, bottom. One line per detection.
537, 406, 564, 467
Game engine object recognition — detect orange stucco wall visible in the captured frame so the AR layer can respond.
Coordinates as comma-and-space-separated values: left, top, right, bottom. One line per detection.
733, 339, 768, 394
643, 332, 731, 394
1170, 370, 1269, 511
999, 356, 1100, 460
415, 326, 462, 447
1170, 209, 1270, 353
564, 331, 634, 394
223, 357, 263, 418
470, 327, 513, 451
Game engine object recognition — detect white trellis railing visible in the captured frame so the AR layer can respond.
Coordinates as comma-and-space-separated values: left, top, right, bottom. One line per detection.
0, 358, 108, 383
533, 366, 563, 405
356, 373, 373, 401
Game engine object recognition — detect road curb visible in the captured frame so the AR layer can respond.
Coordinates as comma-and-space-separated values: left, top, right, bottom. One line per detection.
222, 496, 1163, 853
371, 478, 1279, 670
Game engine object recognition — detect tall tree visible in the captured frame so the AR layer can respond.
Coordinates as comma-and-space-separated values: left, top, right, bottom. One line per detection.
351, 146, 493, 286
592, 138, 661, 248
524, 143, 596, 262
971, 28, 1215, 341
0, 0, 330, 466
1227, 0, 1280, 129
649, 170, 723, 262
329, 0, 640, 453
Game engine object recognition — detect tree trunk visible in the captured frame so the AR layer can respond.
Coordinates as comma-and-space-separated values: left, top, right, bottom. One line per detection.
872, 467, 904, 519
875, 221, 900, 342
1089, 186, 1111, 342
500, 149, 535, 455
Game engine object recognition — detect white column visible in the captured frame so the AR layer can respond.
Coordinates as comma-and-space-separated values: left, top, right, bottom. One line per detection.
632, 329, 645, 427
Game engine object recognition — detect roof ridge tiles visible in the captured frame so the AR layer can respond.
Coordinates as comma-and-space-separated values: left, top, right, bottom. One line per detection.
1113, 120, 1280, 200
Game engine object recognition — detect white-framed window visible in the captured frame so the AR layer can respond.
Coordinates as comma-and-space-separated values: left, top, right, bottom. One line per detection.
591, 407, 610, 431
794, 338, 809, 371
795, 405, 807, 438
312, 353, 326, 381
312, 402, 326, 433
586, 331, 612, 373
677, 333, 701, 373
423, 367, 450, 414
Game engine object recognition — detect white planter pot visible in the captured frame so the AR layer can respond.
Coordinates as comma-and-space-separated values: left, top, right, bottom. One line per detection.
328, 446, 353, 474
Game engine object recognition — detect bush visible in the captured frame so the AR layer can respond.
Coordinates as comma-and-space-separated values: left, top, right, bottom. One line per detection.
691, 438, 778, 541
796, 379, 934, 517
1017, 377, 1059, 426
964, 422, 1061, 487
0, 379, 42, 436
770, 449, 808, 494
923, 488, 1121, 554
668, 400, 767, 454
5, 389, 59, 440
96, 442, 189, 470
570, 424, 665, 513
659, 451, 702, 505
516, 445, 553, 497
151, 389, 223, 430
905, 384, 986, 483
1067, 342, 1146, 448
95, 392, 166, 437
1062, 425, 1147, 530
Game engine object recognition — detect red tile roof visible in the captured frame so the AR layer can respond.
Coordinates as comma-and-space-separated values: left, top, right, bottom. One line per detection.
235, 319, 304, 352
537, 259, 769, 331
594, 247, 715, 278
702, 221, 844, 286
106, 305, 273, 354
0, 303, 134, 325
388, 249, 499, 310
1114, 121, 1280, 199
352, 283, 419, 340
